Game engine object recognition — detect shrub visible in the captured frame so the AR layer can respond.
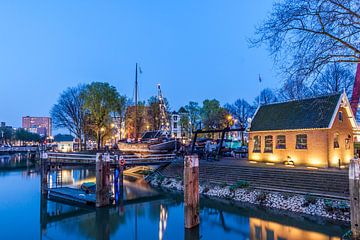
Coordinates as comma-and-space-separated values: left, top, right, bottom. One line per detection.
229, 180, 250, 192
303, 195, 317, 207
158, 175, 165, 183
256, 192, 267, 204
220, 182, 228, 188
338, 201, 350, 213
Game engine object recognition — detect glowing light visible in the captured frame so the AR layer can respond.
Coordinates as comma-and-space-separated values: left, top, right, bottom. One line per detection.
269, 155, 277, 161
249, 161, 258, 164
306, 166, 318, 170
266, 162, 275, 166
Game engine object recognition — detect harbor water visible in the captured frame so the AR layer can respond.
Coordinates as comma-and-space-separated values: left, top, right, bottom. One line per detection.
0, 154, 350, 240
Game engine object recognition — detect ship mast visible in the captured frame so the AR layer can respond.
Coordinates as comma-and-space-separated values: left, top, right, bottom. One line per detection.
157, 84, 170, 135
134, 63, 138, 140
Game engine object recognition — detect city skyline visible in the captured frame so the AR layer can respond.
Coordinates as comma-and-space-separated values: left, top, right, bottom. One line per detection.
0, 1, 276, 128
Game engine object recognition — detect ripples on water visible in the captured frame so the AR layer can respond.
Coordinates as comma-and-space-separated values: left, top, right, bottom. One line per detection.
0, 155, 349, 240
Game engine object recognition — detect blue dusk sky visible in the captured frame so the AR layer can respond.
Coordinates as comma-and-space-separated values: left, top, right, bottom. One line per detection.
0, 1, 277, 128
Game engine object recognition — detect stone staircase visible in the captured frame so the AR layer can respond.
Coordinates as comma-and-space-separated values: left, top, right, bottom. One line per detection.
159, 161, 349, 199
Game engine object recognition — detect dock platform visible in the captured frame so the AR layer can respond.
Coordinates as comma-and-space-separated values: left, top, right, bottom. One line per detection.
48, 187, 96, 205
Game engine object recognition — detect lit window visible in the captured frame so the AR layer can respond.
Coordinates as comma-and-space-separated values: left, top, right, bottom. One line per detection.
334, 133, 339, 148
264, 135, 273, 153
253, 136, 261, 153
296, 134, 307, 149
338, 111, 343, 122
345, 135, 351, 150
276, 135, 286, 149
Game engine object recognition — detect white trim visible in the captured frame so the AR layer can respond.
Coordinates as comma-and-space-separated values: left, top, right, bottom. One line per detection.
328, 92, 357, 129
327, 93, 343, 128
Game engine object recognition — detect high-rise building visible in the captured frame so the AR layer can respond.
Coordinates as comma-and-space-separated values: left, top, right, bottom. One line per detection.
22, 116, 52, 137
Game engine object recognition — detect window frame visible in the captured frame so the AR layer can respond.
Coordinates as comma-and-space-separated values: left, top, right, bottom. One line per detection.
334, 133, 340, 149
276, 135, 286, 149
296, 134, 308, 149
253, 135, 261, 153
264, 135, 273, 153
338, 111, 343, 122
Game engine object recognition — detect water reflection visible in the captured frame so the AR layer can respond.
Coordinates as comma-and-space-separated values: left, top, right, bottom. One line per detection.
39, 192, 348, 240
250, 217, 341, 240
0, 153, 35, 170
0, 156, 350, 240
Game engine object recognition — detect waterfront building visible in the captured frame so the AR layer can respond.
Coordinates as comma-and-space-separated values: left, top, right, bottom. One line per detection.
53, 134, 75, 152
170, 112, 181, 138
248, 92, 356, 168
22, 116, 52, 137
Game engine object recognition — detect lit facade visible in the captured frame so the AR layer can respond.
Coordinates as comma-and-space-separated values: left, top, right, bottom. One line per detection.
170, 112, 181, 138
248, 93, 356, 168
22, 116, 52, 137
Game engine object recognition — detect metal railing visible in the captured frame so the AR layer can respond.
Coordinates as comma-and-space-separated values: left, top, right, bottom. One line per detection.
46, 152, 177, 166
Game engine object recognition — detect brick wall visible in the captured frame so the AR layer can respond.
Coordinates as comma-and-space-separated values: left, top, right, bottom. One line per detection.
248, 106, 354, 168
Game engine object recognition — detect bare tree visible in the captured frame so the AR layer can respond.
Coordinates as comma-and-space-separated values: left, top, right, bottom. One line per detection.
225, 99, 256, 143
277, 77, 312, 100
51, 85, 87, 150
254, 88, 279, 105
311, 62, 354, 95
114, 95, 128, 140
252, 0, 360, 85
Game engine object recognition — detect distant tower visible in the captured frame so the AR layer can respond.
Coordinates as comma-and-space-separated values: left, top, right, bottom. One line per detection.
157, 84, 170, 134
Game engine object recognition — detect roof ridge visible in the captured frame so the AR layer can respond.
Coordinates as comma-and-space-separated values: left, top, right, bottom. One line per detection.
261, 92, 341, 107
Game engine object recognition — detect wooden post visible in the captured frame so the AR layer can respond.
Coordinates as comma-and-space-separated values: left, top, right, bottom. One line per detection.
41, 151, 48, 195
184, 154, 200, 229
96, 153, 111, 207
350, 158, 360, 240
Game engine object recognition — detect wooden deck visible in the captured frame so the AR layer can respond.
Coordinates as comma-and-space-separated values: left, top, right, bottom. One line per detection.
48, 187, 96, 205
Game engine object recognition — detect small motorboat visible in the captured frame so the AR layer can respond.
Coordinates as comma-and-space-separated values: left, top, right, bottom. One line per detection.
81, 182, 96, 194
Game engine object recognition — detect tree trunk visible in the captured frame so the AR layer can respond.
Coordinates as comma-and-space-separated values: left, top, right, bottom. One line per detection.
97, 130, 101, 150
78, 134, 83, 152
83, 134, 87, 151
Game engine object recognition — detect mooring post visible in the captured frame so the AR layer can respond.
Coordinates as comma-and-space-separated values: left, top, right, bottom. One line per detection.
96, 153, 111, 207
184, 154, 200, 229
350, 158, 360, 240
40, 151, 48, 195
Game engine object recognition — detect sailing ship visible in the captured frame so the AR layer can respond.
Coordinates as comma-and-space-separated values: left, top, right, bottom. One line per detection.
119, 64, 180, 152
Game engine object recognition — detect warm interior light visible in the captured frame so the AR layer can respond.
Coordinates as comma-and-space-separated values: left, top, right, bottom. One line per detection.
249, 161, 258, 164
266, 162, 275, 166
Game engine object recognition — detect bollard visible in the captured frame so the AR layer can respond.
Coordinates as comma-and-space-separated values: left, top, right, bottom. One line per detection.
96, 153, 111, 207
350, 158, 360, 240
184, 154, 200, 229
41, 151, 49, 195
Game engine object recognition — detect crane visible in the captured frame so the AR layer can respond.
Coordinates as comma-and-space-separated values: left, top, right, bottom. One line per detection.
157, 84, 170, 135
350, 63, 360, 116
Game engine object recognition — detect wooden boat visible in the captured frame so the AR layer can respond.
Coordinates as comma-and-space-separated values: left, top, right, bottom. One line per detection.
149, 140, 180, 151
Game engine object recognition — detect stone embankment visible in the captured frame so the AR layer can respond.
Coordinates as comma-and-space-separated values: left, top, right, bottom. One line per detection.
147, 174, 350, 222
